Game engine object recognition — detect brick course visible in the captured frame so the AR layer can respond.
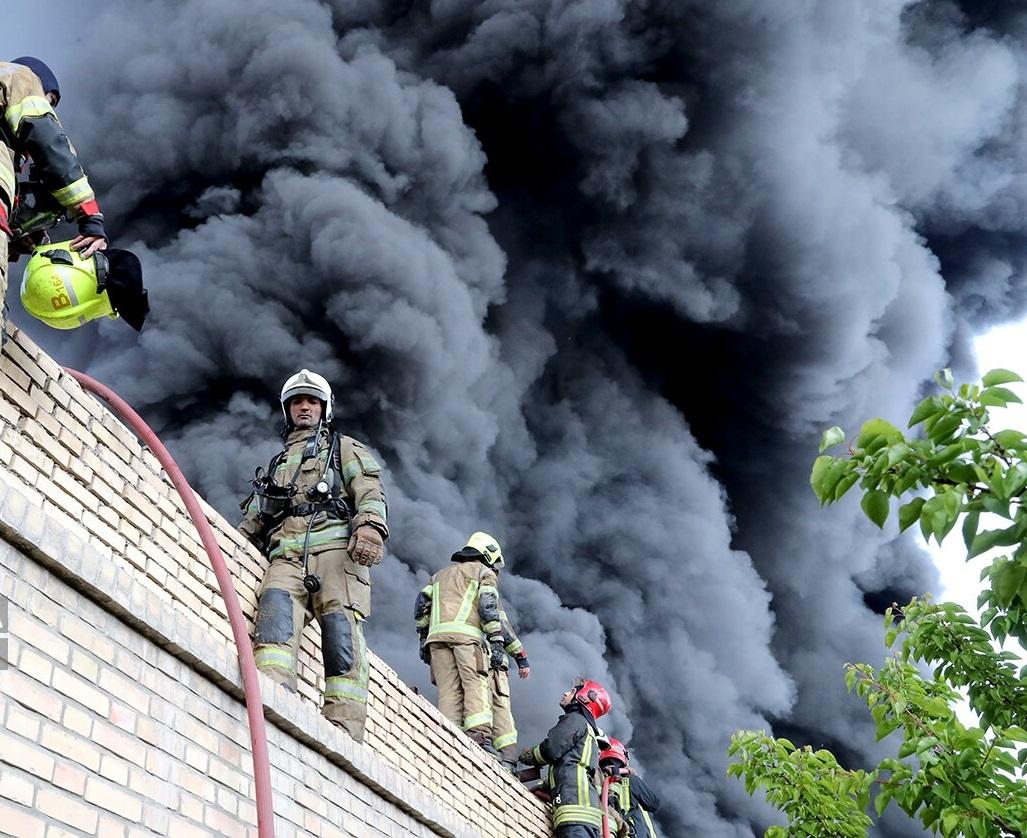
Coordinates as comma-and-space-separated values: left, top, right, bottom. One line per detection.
0, 324, 551, 837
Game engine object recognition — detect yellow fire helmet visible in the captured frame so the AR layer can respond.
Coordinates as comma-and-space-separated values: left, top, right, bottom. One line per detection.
460, 531, 505, 568
20, 241, 116, 330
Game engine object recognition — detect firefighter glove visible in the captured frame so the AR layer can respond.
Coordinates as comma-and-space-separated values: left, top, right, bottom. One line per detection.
419, 641, 431, 665
488, 635, 506, 671
76, 212, 107, 241
348, 524, 384, 566
517, 747, 536, 766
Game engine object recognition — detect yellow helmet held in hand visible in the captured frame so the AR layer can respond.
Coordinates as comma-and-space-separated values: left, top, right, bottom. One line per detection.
20, 242, 115, 330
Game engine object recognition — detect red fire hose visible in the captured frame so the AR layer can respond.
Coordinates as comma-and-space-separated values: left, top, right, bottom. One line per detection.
602, 774, 615, 838
66, 368, 275, 838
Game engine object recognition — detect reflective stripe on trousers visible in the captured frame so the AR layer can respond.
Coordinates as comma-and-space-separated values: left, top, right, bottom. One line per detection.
325, 622, 369, 704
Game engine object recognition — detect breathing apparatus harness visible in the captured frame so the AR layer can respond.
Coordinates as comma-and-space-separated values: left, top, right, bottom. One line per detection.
249, 422, 351, 595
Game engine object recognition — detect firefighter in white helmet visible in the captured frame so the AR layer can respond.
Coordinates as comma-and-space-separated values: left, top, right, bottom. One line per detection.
240, 369, 389, 741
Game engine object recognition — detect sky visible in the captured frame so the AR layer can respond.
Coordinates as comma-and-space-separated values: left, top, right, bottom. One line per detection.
8, 3, 1027, 836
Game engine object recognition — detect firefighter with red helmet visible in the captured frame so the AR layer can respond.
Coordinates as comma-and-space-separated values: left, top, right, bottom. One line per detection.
518, 679, 612, 838
600, 738, 662, 838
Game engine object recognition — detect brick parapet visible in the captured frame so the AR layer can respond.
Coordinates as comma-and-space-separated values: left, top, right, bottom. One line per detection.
0, 322, 551, 837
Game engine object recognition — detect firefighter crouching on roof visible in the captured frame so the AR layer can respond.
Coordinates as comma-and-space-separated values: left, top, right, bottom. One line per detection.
415, 532, 508, 751
492, 599, 531, 771
0, 57, 108, 341
519, 679, 612, 838
240, 370, 388, 742
600, 738, 662, 838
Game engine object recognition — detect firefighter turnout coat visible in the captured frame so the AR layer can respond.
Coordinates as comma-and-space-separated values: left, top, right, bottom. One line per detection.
415, 558, 502, 733
610, 775, 661, 838
521, 705, 604, 832
0, 61, 101, 317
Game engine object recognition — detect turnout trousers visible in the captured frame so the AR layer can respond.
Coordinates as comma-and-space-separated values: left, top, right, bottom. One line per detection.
253, 546, 370, 741
428, 642, 493, 735
491, 669, 517, 760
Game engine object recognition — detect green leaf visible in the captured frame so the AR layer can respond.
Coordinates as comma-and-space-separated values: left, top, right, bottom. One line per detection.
962, 511, 980, 552
861, 491, 889, 529
992, 429, 1026, 449
969, 527, 1017, 558
896, 467, 923, 494
819, 426, 846, 452
927, 413, 962, 444
832, 471, 860, 501
993, 561, 1027, 607
811, 458, 853, 505
934, 368, 955, 390
930, 443, 965, 466
811, 456, 834, 503
856, 418, 903, 450
899, 498, 926, 533
886, 442, 911, 467
982, 368, 1023, 387
1004, 726, 1027, 743
908, 395, 945, 428
1004, 462, 1027, 498
981, 494, 1011, 519
980, 386, 1023, 407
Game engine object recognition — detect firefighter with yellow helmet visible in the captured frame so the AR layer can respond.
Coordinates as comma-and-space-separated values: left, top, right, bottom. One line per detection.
240, 370, 389, 742
415, 531, 514, 751
1, 57, 109, 342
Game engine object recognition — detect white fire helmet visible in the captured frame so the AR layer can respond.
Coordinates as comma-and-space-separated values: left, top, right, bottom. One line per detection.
280, 369, 334, 423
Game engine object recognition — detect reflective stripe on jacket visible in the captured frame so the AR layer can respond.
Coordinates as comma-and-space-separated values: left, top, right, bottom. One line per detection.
612, 775, 661, 838
415, 560, 500, 645
525, 708, 603, 828
498, 607, 524, 669
239, 427, 389, 562
0, 62, 95, 214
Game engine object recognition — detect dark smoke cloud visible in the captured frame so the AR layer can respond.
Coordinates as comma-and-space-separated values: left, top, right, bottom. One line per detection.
7, 1, 1027, 834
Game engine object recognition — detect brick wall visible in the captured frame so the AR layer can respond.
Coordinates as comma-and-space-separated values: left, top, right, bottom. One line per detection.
0, 322, 551, 838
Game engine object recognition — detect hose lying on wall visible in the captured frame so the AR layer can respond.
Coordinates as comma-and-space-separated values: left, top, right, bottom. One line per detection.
65, 367, 275, 838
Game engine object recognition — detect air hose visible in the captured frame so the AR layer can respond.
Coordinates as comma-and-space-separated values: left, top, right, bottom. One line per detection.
65, 368, 275, 838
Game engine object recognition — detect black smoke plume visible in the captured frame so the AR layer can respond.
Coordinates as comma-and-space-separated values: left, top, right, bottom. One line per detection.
7, 1, 1027, 834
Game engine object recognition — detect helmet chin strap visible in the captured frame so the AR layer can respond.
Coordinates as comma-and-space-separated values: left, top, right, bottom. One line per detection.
302, 416, 323, 460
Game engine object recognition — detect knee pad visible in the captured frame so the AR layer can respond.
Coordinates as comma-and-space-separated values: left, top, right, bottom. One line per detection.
254, 589, 293, 645
321, 611, 355, 677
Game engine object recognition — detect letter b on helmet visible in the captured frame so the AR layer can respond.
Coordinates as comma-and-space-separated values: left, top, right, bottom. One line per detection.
20, 242, 115, 330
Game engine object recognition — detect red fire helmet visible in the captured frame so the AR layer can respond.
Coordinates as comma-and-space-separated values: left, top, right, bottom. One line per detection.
599, 737, 629, 767
574, 679, 612, 719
